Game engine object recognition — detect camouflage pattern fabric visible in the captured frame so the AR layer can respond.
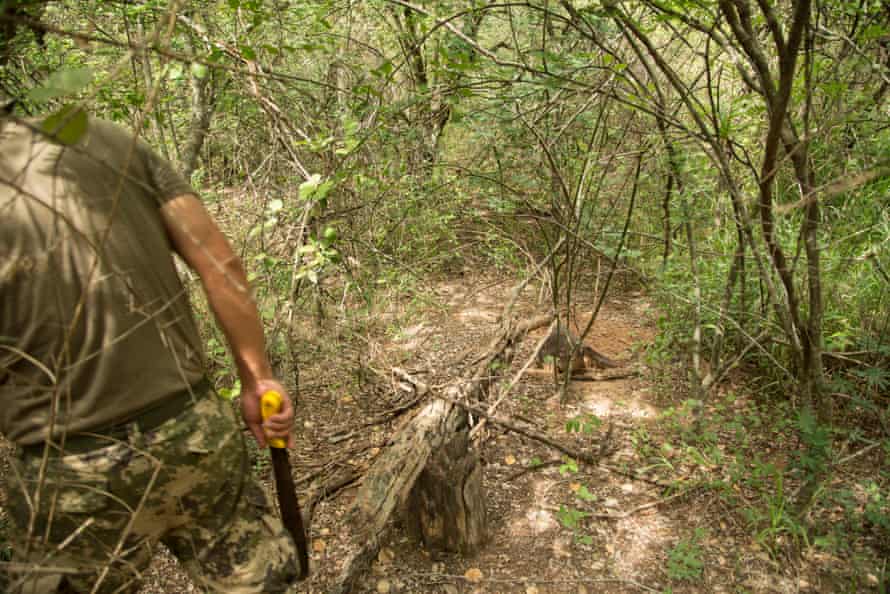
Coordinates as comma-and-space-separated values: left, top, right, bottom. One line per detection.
4, 394, 301, 593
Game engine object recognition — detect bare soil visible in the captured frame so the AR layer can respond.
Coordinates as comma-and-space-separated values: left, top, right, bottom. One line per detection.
2, 274, 885, 593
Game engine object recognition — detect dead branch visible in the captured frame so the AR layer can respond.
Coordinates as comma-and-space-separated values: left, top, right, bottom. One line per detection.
330, 313, 551, 593
436, 393, 618, 467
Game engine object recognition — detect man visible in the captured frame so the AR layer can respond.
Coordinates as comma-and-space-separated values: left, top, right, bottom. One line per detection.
0, 112, 302, 593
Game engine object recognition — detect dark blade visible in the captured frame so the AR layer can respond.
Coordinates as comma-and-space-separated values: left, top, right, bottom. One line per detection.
270, 448, 310, 580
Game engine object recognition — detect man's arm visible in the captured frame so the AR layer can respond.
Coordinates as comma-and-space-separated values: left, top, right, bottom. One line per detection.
159, 193, 294, 448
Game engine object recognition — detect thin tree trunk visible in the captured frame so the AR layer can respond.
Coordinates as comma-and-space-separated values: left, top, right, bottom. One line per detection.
181, 30, 216, 179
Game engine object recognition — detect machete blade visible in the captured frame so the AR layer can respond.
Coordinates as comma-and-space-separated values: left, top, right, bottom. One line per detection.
261, 390, 310, 581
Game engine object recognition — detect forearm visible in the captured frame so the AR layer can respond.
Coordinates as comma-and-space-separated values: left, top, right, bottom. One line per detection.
200, 252, 272, 388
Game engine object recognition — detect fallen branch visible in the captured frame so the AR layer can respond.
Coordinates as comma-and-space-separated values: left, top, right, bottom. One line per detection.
436, 393, 617, 467
331, 314, 551, 593
551, 369, 641, 382
301, 467, 361, 527
599, 464, 671, 489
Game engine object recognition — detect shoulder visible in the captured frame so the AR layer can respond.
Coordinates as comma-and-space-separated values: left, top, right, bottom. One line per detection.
87, 117, 141, 147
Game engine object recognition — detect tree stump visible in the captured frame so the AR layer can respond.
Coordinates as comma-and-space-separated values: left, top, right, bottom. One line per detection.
402, 413, 486, 553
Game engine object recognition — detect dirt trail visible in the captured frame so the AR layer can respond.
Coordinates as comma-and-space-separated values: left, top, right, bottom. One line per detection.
344, 281, 686, 594
132, 276, 876, 593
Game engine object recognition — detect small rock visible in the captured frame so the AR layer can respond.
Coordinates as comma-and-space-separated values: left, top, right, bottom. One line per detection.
552, 535, 573, 558
377, 547, 394, 565
867, 574, 879, 586
604, 497, 619, 508
620, 483, 634, 493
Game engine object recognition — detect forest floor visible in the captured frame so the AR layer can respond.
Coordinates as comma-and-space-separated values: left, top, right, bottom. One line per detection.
1, 275, 885, 593
144, 273, 889, 593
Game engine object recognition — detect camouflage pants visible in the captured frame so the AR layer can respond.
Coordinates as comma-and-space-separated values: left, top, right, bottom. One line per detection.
4, 394, 301, 593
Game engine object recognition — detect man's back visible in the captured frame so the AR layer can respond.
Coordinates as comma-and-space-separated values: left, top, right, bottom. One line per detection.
0, 116, 205, 445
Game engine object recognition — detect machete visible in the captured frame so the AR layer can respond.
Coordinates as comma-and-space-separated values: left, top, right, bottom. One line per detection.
261, 390, 310, 580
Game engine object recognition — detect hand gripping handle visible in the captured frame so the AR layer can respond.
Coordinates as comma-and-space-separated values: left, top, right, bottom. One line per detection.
260, 390, 287, 449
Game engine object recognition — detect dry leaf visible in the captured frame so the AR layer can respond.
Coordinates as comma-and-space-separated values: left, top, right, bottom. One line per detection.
312, 539, 326, 553
569, 482, 581, 492
505, 454, 516, 465
464, 568, 484, 582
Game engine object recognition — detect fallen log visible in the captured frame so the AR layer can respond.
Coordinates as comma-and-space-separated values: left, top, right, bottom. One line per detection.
331, 314, 552, 594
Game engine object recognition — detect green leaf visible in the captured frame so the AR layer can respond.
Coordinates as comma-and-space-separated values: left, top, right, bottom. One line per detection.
167, 64, 185, 81
218, 380, 241, 401
372, 60, 393, 78
576, 485, 597, 502
28, 87, 60, 102
191, 63, 209, 80
556, 505, 589, 529
27, 67, 94, 102
51, 67, 93, 93
558, 457, 579, 476
41, 105, 89, 146
240, 45, 257, 60
299, 174, 323, 200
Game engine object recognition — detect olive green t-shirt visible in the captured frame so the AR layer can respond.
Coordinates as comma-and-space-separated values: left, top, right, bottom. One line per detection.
0, 116, 207, 445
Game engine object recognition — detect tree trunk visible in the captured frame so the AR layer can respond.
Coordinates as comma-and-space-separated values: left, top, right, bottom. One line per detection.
181, 28, 216, 179
402, 415, 486, 553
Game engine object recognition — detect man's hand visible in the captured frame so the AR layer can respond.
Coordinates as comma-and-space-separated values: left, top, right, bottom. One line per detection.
241, 378, 296, 448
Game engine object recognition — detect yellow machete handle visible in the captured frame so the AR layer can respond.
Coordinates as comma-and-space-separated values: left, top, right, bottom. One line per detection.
260, 390, 287, 449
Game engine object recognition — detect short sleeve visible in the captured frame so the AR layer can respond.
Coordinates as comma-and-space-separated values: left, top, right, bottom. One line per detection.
138, 136, 196, 206
92, 119, 196, 207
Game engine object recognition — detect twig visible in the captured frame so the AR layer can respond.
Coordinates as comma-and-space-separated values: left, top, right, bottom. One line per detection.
836, 441, 882, 466
504, 458, 562, 482
436, 393, 614, 468
469, 316, 556, 440
546, 486, 695, 520
599, 464, 671, 489
301, 467, 361, 527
